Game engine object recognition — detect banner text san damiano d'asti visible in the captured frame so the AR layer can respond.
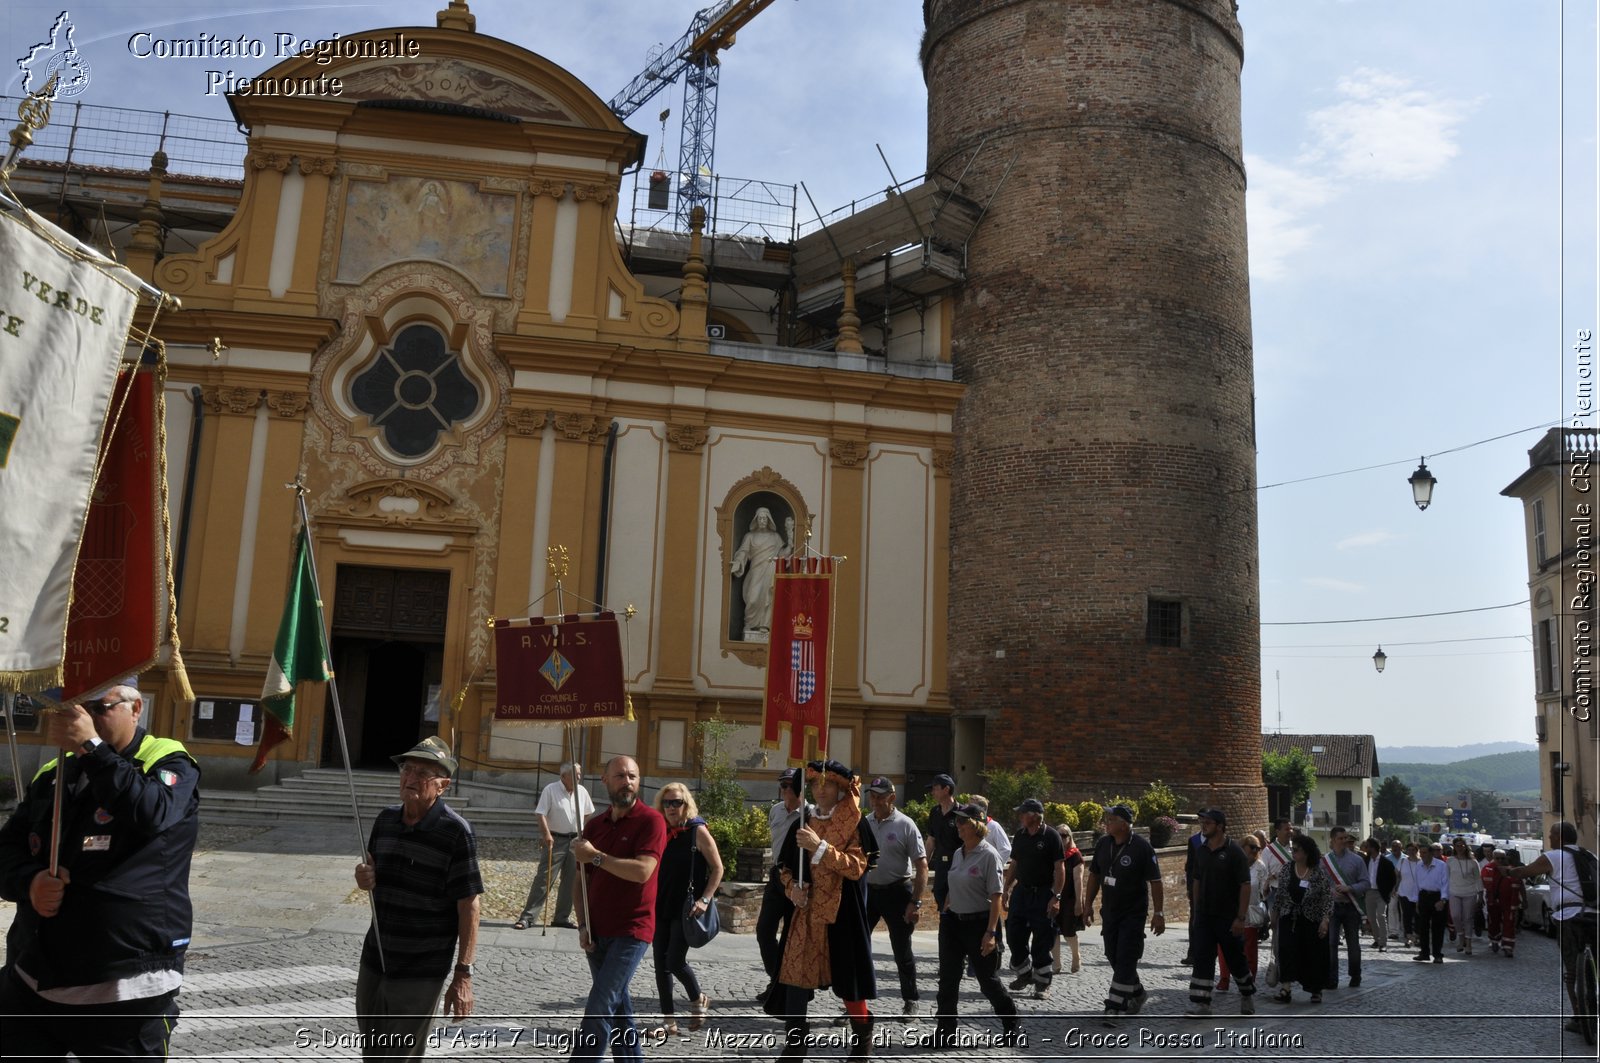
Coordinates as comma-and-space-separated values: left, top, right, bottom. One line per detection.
493, 613, 630, 725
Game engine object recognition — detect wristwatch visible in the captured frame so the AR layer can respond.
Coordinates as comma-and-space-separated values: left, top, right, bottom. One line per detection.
80, 737, 103, 756
592, 852, 604, 868
454, 963, 473, 978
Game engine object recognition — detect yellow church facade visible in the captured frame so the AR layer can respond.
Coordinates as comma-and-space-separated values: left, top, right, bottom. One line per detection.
83, 9, 961, 788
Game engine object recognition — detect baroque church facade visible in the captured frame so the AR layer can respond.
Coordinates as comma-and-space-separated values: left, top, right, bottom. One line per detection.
99, 4, 962, 790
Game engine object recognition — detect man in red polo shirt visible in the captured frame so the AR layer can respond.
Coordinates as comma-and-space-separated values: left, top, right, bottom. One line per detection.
570, 756, 667, 1063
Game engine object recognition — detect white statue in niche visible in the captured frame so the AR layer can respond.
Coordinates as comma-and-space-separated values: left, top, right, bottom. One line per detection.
730, 507, 791, 640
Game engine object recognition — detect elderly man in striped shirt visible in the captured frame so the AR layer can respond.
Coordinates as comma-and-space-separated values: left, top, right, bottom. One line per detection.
354, 736, 484, 1058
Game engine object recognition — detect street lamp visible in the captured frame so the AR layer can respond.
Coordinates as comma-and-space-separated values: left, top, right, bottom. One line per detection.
1373, 646, 1387, 673
1409, 457, 1437, 510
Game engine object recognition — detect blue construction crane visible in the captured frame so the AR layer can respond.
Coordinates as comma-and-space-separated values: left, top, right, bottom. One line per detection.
609, 0, 778, 230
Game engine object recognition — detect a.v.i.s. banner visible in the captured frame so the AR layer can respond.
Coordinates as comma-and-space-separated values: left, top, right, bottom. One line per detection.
0, 209, 142, 693
762, 556, 836, 765
494, 613, 629, 724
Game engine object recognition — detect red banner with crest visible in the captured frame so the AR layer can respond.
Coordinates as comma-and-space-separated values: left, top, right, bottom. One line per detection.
761, 556, 835, 765
62, 368, 163, 702
494, 613, 629, 724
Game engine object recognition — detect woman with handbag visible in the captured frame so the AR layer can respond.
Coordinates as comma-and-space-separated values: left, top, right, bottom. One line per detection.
1269, 834, 1332, 1004
1216, 835, 1269, 992
1446, 836, 1483, 956
1051, 824, 1085, 975
650, 782, 724, 1034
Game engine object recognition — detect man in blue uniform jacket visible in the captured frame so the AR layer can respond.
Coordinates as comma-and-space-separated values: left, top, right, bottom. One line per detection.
0, 678, 201, 1059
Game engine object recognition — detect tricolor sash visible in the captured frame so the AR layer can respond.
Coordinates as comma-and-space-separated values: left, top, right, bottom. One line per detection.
1321, 851, 1355, 894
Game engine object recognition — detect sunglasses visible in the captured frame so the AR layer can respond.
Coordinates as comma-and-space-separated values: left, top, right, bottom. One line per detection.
81, 698, 125, 715
1243, 843, 1260, 851
662, 798, 686, 808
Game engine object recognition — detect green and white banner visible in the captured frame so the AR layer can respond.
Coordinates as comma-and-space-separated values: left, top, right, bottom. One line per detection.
0, 209, 141, 692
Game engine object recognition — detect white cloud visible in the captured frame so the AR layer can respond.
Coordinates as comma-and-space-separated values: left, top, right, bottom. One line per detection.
1303, 576, 1366, 593
1245, 154, 1337, 282
1247, 67, 1471, 282
1307, 68, 1469, 182
1335, 529, 1399, 550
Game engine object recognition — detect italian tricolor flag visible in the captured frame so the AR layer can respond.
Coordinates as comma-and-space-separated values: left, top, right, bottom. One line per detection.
250, 527, 332, 773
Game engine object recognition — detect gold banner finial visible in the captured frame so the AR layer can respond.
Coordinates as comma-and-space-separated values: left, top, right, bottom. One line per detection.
546, 544, 569, 580
3, 74, 59, 179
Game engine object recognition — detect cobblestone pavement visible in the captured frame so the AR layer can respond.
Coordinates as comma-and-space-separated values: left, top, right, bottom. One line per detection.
0, 825, 1585, 1061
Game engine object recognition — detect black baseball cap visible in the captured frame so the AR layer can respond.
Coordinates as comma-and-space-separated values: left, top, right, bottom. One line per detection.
778, 767, 801, 787
866, 776, 895, 795
1196, 807, 1227, 826
1105, 804, 1134, 824
952, 802, 985, 822
928, 773, 956, 790
1014, 798, 1045, 815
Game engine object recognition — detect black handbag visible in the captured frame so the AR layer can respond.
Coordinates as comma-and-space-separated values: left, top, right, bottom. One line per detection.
682, 822, 721, 947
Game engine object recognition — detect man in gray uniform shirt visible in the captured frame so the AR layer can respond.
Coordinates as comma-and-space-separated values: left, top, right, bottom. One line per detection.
864, 776, 929, 1016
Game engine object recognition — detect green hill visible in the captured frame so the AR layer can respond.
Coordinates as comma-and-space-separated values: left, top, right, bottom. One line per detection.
1381, 750, 1540, 799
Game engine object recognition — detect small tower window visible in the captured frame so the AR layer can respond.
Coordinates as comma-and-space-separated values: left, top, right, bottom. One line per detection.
1146, 598, 1183, 647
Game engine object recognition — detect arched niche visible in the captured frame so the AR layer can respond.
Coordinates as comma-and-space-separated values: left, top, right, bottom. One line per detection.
715, 467, 812, 655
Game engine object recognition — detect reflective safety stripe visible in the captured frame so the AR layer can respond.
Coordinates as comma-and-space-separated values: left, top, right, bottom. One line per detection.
33, 734, 194, 782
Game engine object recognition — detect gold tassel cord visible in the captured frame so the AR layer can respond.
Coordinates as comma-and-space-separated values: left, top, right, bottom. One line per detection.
151, 348, 193, 705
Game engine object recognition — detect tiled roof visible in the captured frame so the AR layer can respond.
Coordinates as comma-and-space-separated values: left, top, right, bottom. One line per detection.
1261, 733, 1380, 780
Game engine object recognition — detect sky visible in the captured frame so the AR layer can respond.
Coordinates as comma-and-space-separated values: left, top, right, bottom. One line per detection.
3, 0, 1595, 748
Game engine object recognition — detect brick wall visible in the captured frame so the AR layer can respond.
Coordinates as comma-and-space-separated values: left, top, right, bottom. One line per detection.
924, 0, 1265, 828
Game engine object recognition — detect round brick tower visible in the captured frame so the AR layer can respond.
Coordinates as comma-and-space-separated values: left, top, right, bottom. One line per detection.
923, 0, 1264, 825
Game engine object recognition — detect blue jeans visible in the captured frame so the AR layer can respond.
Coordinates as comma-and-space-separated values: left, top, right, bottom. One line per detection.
570, 935, 650, 1063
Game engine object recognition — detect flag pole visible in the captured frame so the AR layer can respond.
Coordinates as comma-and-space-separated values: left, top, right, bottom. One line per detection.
288, 479, 386, 971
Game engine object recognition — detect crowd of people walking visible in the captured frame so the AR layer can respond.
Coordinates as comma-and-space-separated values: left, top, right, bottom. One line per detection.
494, 761, 1598, 1061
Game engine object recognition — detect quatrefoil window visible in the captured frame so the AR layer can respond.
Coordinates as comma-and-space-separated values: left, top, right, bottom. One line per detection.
349, 324, 481, 460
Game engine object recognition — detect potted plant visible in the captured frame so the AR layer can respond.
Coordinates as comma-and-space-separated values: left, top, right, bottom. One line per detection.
731, 804, 772, 882
1149, 815, 1181, 848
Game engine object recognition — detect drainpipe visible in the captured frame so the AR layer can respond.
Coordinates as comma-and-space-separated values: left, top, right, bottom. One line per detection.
173, 386, 204, 605
593, 420, 620, 606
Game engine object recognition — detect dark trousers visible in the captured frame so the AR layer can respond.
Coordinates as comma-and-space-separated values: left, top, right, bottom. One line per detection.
1003, 885, 1058, 984
935, 913, 1016, 1041
652, 912, 702, 1016
866, 881, 921, 1002
1325, 900, 1362, 984
931, 866, 950, 909
1415, 890, 1445, 959
1398, 896, 1417, 938
1216, 926, 1258, 989
1100, 912, 1147, 1013
355, 963, 447, 1059
1188, 915, 1255, 1005
0, 967, 179, 1062
757, 868, 794, 984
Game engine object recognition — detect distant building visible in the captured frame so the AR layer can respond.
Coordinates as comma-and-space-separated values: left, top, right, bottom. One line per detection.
1415, 793, 1543, 840
1263, 733, 1379, 835
1501, 426, 1600, 841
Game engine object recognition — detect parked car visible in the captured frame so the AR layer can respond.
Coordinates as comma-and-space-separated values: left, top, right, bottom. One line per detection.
1522, 876, 1556, 936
